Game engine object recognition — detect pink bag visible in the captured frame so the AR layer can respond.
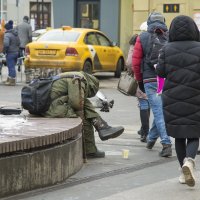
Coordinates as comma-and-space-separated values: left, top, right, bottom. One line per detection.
157, 76, 165, 95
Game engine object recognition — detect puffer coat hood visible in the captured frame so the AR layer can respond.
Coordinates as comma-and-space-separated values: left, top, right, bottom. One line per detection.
147, 12, 168, 33
156, 15, 200, 138
169, 15, 200, 42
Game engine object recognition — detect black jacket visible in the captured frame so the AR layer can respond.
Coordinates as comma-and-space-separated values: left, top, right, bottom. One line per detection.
156, 15, 200, 138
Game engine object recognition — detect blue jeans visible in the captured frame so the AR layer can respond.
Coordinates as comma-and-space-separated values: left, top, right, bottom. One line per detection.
6, 52, 18, 78
144, 82, 171, 145
138, 98, 150, 110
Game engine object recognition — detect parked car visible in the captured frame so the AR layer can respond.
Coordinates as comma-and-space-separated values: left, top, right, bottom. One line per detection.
32, 28, 52, 41
24, 26, 125, 80
32, 29, 47, 41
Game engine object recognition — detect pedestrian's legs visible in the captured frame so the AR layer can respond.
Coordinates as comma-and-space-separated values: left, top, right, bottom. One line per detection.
147, 119, 159, 141
6, 53, 18, 78
186, 138, 199, 159
182, 138, 199, 187
83, 118, 97, 154
138, 98, 150, 142
175, 138, 199, 167
175, 138, 186, 167
144, 82, 171, 145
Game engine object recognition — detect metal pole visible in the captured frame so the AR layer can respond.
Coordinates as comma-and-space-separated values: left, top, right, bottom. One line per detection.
1, 0, 3, 23
42, 0, 44, 28
37, 0, 39, 29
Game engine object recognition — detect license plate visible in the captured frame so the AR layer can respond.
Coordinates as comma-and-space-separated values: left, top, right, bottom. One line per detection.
38, 49, 56, 55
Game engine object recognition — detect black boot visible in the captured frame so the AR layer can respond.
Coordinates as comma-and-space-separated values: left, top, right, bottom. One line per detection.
140, 109, 150, 143
92, 117, 124, 141
86, 149, 105, 158
159, 144, 172, 157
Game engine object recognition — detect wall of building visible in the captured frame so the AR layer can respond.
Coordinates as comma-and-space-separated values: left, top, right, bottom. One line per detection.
52, 0, 74, 28
120, 0, 133, 58
132, 0, 200, 34
100, 0, 120, 44
6, 0, 53, 28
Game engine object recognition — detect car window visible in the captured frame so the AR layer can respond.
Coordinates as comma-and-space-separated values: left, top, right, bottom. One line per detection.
96, 33, 111, 46
37, 30, 81, 42
85, 33, 99, 45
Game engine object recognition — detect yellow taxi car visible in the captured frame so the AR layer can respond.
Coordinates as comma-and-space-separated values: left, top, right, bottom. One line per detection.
24, 26, 125, 80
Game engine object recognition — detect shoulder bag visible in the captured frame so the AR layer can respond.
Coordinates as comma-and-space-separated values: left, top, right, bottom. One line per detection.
117, 71, 138, 96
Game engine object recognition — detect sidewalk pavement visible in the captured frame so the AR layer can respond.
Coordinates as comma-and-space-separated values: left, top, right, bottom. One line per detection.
59, 128, 200, 200
1, 67, 200, 200
7, 128, 200, 200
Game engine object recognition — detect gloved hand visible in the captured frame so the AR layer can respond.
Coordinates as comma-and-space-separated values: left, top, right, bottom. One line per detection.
138, 81, 145, 93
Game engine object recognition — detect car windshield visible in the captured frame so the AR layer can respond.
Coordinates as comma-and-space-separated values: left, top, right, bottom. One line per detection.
37, 30, 81, 42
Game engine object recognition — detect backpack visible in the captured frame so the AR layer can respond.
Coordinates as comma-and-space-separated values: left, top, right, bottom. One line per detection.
21, 74, 84, 115
21, 78, 55, 115
148, 29, 168, 65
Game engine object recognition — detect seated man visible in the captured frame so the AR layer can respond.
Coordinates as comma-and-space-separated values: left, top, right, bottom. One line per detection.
42, 71, 124, 158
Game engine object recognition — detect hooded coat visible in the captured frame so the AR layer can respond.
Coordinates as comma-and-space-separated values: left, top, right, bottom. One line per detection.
3, 29, 20, 54
156, 15, 200, 138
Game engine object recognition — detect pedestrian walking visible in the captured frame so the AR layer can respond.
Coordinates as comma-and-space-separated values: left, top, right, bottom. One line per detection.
132, 12, 172, 157
16, 16, 32, 75
3, 20, 20, 86
156, 15, 200, 187
128, 25, 150, 143
16, 16, 32, 53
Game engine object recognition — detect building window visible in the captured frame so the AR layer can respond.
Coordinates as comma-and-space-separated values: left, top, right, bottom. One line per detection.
0, 0, 7, 22
76, 0, 100, 29
30, 2, 51, 30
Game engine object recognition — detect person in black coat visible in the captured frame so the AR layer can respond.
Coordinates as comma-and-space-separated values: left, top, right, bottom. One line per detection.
156, 15, 200, 187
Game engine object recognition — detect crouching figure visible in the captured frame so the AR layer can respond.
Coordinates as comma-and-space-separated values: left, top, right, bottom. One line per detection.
42, 71, 124, 158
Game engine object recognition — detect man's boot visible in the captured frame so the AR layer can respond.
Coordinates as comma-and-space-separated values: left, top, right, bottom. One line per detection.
182, 157, 195, 187
92, 116, 124, 141
159, 144, 172, 157
140, 109, 149, 143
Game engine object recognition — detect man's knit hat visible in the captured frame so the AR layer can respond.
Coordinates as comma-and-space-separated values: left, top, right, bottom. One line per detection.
148, 12, 165, 23
5, 20, 13, 30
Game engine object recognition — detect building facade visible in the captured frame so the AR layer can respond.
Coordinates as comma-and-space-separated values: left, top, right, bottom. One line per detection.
2, 0, 200, 57
5, 0, 53, 30
52, 0, 133, 56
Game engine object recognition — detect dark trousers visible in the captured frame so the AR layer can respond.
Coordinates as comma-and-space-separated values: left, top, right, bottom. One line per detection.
6, 52, 18, 78
175, 138, 199, 167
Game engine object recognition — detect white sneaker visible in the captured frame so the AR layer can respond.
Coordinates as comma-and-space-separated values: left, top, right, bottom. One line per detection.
182, 157, 195, 187
179, 170, 186, 184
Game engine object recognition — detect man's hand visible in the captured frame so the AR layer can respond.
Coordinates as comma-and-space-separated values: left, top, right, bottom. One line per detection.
138, 81, 145, 93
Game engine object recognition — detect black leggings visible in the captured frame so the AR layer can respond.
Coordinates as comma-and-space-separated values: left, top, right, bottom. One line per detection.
175, 138, 199, 167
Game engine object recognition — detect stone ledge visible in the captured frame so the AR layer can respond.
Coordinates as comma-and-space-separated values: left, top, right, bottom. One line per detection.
0, 116, 83, 197
0, 133, 83, 198
0, 116, 82, 155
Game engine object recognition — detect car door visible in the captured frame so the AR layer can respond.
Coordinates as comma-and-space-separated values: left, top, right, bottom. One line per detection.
96, 33, 117, 71
85, 32, 103, 70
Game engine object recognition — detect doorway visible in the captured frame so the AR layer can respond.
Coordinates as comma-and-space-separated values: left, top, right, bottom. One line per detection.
76, 0, 100, 29
30, 2, 51, 30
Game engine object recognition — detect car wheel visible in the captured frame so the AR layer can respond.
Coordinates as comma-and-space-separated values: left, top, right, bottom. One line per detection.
114, 58, 123, 78
83, 60, 92, 74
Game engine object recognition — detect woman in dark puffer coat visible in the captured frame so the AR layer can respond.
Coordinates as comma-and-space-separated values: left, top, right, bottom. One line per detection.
156, 15, 200, 187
